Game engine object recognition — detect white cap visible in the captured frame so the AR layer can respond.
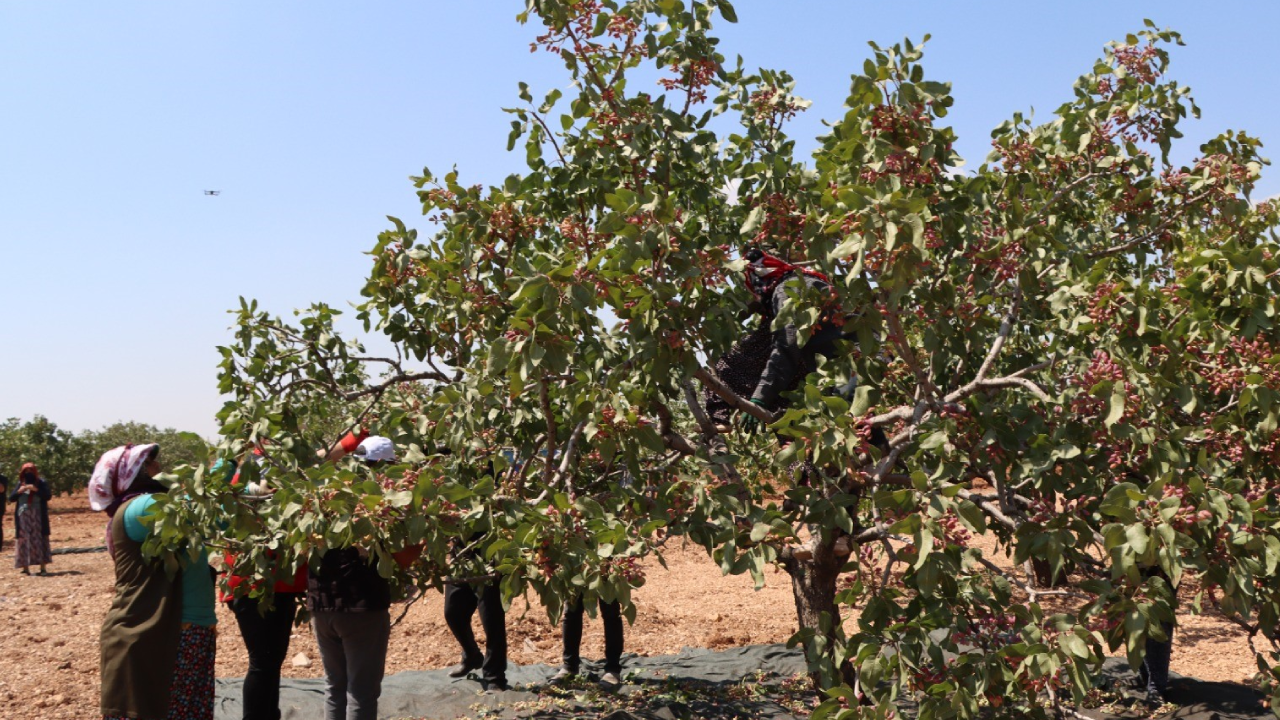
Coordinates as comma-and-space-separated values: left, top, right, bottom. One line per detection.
354, 436, 396, 463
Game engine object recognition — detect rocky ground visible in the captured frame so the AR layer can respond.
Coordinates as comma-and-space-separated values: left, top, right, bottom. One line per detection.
3, 491, 1262, 719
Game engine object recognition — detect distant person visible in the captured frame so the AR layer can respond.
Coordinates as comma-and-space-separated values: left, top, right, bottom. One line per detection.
11, 463, 52, 575
217, 448, 308, 720
93, 443, 218, 720
308, 435, 400, 720
552, 595, 625, 686
0, 468, 9, 551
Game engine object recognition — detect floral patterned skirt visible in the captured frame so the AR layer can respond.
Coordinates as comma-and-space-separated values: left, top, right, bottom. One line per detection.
13, 512, 51, 568
103, 624, 217, 720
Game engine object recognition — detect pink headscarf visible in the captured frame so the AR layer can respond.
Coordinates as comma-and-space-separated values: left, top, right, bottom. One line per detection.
89, 444, 159, 513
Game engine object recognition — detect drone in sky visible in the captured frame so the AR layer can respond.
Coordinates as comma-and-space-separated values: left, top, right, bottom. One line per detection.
204, 190, 220, 196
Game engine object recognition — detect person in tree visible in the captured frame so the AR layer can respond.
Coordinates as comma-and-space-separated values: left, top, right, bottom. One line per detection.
216, 447, 309, 720
11, 462, 52, 575
705, 248, 868, 559
94, 444, 219, 720
705, 247, 844, 431
308, 435, 402, 720
443, 461, 509, 692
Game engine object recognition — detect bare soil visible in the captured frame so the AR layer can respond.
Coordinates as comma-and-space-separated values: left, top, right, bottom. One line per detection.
4, 492, 1261, 719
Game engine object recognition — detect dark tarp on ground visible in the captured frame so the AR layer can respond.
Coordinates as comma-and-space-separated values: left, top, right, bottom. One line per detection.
212, 644, 1271, 720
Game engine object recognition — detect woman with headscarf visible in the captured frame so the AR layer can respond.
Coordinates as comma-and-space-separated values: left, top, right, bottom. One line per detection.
11, 463, 52, 575
92, 444, 218, 720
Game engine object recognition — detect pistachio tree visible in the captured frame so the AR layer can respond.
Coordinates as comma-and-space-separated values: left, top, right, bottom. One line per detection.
149, 2, 1280, 717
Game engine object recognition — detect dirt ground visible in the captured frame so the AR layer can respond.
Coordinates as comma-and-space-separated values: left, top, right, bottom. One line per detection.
4, 492, 1262, 720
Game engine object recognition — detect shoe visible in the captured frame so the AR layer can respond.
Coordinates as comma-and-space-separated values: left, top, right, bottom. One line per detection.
447, 659, 481, 678
1140, 687, 1166, 710
484, 679, 511, 692
19, 568, 29, 576
599, 671, 621, 686
550, 667, 577, 684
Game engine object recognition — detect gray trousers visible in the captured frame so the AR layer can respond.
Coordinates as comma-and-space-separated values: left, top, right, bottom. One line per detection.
311, 610, 391, 720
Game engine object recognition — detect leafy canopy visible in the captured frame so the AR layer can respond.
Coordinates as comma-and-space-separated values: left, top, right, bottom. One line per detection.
152, 2, 1280, 717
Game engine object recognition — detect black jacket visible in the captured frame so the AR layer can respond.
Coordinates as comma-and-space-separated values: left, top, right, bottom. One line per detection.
750, 273, 842, 408
307, 547, 391, 613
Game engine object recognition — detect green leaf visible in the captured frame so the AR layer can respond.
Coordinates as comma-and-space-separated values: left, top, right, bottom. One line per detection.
1105, 384, 1126, 427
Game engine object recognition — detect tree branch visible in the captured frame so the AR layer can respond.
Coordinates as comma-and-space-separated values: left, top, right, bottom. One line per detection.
343, 371, 448, 401
539, 377, 558, 486
693, 367, 775, 423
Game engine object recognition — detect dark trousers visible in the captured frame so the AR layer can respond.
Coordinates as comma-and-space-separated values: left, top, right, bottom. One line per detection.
1139, 567, 1177, 696
230, 592, 300, 720
1142, 622, 1175, 695
443, 581, 507, 683
562, 598, 623, 675
311, 609, 390, 720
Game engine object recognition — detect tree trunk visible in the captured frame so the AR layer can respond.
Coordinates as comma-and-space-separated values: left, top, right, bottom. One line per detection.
786, 536, 858, 692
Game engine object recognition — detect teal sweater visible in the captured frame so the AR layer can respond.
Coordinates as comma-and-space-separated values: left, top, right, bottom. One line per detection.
123, 495, 217, 627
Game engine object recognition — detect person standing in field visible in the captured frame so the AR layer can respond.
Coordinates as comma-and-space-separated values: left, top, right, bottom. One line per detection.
11, 462, 52, 575
216, 447, 309, 720
442, 459, 509, 692
552, 595, 626, 686
443, 549, 509, 691
93, 443, 219, 720
0, 467, 9, 551
308, 435, 401, 720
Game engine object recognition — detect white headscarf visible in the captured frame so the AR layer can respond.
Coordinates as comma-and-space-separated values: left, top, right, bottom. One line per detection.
88, 443, 159, 512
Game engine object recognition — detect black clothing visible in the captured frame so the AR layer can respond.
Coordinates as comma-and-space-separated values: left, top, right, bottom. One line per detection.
706, 323, 774, 424
9, 475, 52, 537
231, 592, 301, 720
706, 272, 841, 421
562, 597, 624, 675
443, 581, 507, 684
1139, 567, 1177, 697
1142, 621, 1174, 696
752, 273, 842, 408
307, 548, 391, 613
0, 473, 7, 550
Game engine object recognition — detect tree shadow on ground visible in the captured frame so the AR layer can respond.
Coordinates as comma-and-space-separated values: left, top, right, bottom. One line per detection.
38, 569, 84, 577
1086, 659, 1270, 720
1174, 621, 1247, 645
511, 675, 809, 720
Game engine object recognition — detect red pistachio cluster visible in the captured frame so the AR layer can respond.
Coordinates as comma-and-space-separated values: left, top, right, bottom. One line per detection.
660, 58, 719, 105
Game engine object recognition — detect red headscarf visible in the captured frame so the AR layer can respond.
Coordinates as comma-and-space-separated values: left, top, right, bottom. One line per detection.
18, 463, 37, 482
743, 248, 830, 301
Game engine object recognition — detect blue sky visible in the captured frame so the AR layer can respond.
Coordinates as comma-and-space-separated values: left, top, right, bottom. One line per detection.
2, 1, 1277, 439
